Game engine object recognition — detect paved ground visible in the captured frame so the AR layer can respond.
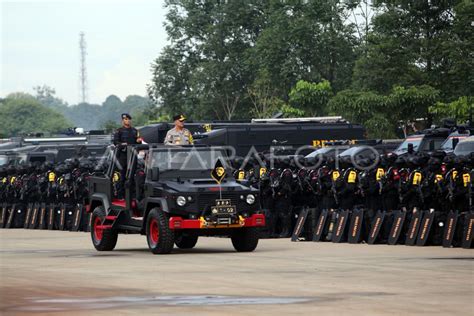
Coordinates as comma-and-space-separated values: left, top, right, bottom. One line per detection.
0, 229, 473, 315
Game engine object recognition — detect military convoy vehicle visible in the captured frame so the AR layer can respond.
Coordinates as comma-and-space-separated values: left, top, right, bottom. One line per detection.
139, 117, 366, 157
87, 144, 265, 254
454, 136, 474, 157
0, 134, 111, 167
0, 143, 108, 167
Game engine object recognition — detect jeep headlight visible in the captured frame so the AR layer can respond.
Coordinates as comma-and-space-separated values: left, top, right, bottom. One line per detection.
246, 194, 255, 205
176, 196, 186, 207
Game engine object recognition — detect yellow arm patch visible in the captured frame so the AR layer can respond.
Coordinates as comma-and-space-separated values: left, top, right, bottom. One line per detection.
412, 172, 422, 185
113, 171, 120, 182
463, 173, 471, 187
376, 168, 385, 181
48, 172, 56, 182
348, 170, 357, 183
452, 170, 458, 180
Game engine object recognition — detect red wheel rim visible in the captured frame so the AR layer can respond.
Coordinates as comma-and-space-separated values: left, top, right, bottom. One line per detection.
149, 218, 159, 245
94, 217, 103, 241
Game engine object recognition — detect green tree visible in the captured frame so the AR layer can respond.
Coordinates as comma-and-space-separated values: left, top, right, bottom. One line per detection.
0, 96, 71, 136
149, 0, 358, 120
429, 96, 474, 124
102, 120, 120, 134
443, 1, 474, 99
387, 85, 440, 136
61, 103, 103, 131
247, 70, 283, 118
288, 80, 332, 116
352, 0, 469, 102
280, 103, 305, 118
33, 85, 68, 109
327, 89, 396, 138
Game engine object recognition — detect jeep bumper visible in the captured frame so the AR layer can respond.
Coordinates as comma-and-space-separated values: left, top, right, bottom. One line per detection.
169, 214, 265, 229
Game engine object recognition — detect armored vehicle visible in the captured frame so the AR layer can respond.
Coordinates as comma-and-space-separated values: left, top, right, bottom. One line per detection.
139, 117, 366, 157
392, 128, 451, 156
0, 144, 108, 167
87, 144, 265, 254
454, 136, 474, 157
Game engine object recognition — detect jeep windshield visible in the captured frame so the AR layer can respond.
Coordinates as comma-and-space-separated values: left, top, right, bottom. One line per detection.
149, 148, 230, 175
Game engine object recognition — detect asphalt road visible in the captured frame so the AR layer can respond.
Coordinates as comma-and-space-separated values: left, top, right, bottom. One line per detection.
0, 229, 473, 315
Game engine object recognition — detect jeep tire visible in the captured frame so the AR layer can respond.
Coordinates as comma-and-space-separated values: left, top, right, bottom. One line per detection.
175, 232, 198, 249
146, 208, 174, 254
91, 206, 118, 251
231, 227, 259, 252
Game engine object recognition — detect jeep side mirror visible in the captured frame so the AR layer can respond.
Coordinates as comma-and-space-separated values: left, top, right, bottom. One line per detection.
151, 167, 159, 181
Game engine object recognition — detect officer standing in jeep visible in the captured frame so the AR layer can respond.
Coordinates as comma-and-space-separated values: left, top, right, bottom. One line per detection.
164, 114, 194, 145
113, 113, 142, 197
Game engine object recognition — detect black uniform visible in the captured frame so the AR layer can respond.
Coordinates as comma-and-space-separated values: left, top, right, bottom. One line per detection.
113, 126, 140, 146
113, 126, 140, 198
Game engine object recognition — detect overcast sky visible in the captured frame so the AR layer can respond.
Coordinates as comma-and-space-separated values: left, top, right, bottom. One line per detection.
1, 0, 168, 105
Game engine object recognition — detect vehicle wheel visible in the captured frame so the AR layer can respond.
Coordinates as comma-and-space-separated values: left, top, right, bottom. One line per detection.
146, 208, 174, 254
91, 206, 118, 251
231, 227, 260, 252
175, 233, 198, 249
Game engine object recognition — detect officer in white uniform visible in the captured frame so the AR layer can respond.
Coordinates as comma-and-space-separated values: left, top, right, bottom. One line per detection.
164, 114, 194, 145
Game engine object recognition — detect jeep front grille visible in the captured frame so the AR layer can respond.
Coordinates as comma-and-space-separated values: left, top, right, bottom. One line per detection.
198, 193, 240, 212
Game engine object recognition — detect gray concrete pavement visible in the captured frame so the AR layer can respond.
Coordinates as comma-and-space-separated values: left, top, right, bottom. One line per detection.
0, 229, 473, 315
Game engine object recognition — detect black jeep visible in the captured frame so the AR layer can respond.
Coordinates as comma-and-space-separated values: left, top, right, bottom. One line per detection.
87, 144, 265, 254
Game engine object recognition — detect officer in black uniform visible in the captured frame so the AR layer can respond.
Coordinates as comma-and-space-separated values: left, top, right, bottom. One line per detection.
113, 113, 142, 198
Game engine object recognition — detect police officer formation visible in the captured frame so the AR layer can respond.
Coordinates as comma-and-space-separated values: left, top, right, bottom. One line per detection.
232, 149, 473, 249
1, 112, 473, 249
0, 157, 100, 231
0, 112, 194, 231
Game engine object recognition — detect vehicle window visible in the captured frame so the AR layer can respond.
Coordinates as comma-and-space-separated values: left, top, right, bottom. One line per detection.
17, 154, 27, 165
150, 149, 229, 171
441, 138, 453, 151
395, 137, 423, 152
29, 156, 46, 163
305, 148, 333, 158
338, 147, 359, 157
441, 136, 468, 151
454, 142, 474, 156
0, 155, 8, 166
419, 139, 444, 151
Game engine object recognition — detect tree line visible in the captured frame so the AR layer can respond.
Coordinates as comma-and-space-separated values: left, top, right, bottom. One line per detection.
2, 0, 472, 139
0, 86, 153, 137
148, 0, 473, 138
